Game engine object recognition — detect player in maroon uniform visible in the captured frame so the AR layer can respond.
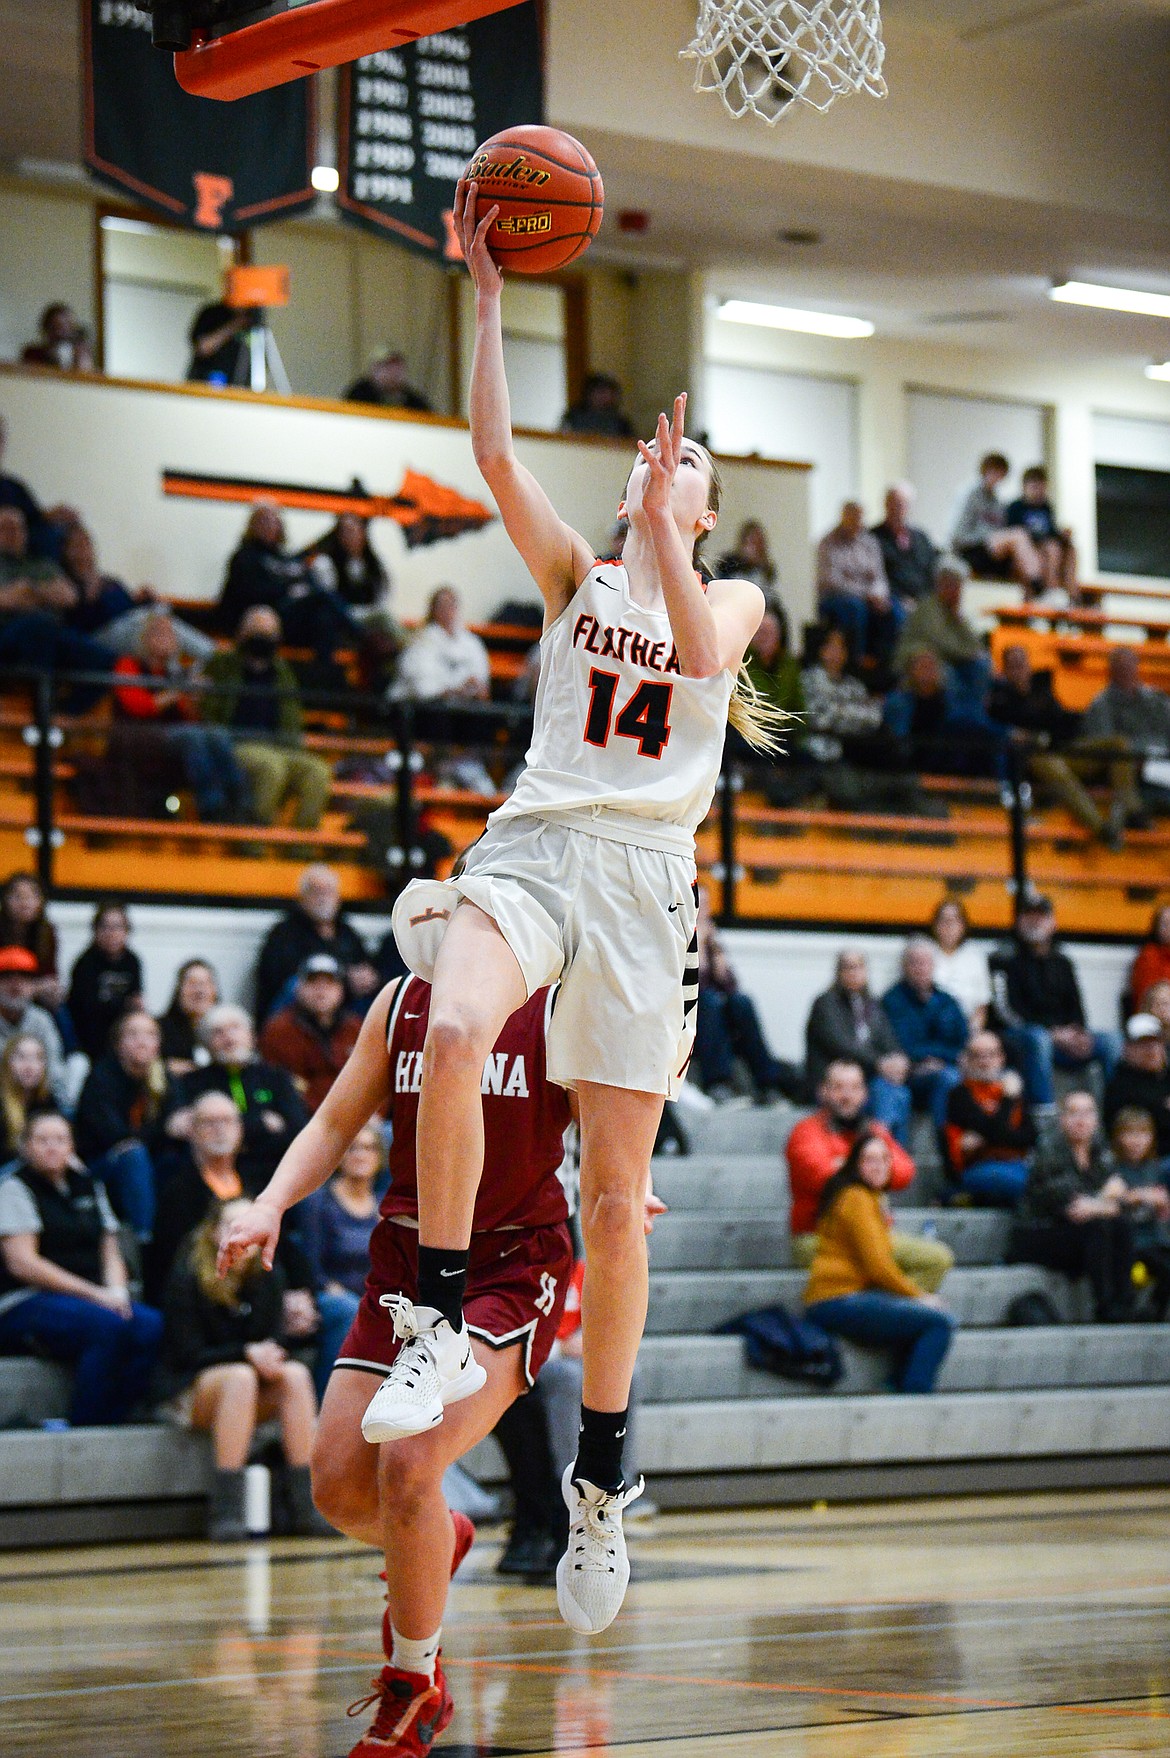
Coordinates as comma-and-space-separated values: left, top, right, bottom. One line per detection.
218, 974, 575, 1758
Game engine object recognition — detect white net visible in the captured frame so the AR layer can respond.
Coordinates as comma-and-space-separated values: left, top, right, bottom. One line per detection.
682, 0, 887, 122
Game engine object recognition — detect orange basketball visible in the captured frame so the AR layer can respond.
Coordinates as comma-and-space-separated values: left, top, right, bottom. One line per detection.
463, 125, 603, 275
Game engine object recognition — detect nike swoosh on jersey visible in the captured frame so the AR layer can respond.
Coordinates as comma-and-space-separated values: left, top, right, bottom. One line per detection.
667, 902, 679, 911
439, 1267, 462, 1276
404, 1010, 423, 1019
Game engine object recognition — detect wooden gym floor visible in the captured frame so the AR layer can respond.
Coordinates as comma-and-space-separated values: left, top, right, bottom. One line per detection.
2, 1488, 1168, 1757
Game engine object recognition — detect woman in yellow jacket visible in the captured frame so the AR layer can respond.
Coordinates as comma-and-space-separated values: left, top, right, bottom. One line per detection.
803, 1130, 956, 1393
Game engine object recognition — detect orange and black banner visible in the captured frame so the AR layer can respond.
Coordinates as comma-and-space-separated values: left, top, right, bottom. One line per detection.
337, 0, 543, 261
82, 0, 317, 230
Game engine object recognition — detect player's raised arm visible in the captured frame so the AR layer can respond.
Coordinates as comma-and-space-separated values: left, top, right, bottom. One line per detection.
217, 981, 397, 1274
455, 180, 594, 621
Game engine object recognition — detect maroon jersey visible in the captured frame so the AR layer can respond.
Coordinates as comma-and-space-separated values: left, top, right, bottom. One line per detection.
382, 976, 571, 1233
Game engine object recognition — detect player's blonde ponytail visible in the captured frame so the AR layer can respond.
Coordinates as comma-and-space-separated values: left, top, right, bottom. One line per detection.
693, 447, 791, 757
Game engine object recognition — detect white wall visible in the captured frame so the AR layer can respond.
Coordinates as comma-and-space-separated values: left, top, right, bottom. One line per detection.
704, 361, 859, 541
48, 902, 1133, 1056
906, 389, 1048, 549
1094, 413, 1170, 472
0, 367, 811, 624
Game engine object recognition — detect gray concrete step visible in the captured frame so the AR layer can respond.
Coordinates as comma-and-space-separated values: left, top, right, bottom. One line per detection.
647, 1206, 1012, 1268
636, 1385, 1170, 1474
636, 1326, 1170, 1402
679, 1102, 797, 1157
0, 1356, 72, 1426
645, 1263, 1090, 1332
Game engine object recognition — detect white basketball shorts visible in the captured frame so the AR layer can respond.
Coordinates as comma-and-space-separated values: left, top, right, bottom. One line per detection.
390, 813, 699, 1097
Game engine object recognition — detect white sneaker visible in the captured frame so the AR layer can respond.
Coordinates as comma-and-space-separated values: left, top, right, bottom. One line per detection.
556, 1465, 643, 1634
360, 1297, 487, 1443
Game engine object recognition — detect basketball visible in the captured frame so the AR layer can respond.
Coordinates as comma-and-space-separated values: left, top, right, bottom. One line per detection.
463, 125, 604, 275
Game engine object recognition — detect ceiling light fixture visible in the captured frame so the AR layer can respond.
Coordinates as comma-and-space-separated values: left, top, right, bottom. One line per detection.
1146, 362, 1170, 382
717, 298, 873, 338
311, 164, 340, 193
1050, 280, 1170, 320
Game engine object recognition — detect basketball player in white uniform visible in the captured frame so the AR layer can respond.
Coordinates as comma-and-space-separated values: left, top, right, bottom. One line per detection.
366, 177, 775, 1635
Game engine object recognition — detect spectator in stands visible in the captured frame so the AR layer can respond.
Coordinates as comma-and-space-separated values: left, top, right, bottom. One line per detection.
298, 1121, 382, 1399
186, 300, 252, 386
716, 520, 778, 601
1080, 645, 1170, 763
745, 605, 804, 723
928, 899, 990, 1025
0, 1033, 52, 1165
694, 890, 805, 1105
0, 508, 117, 704
391, 585, 490, 704
66, 902, 143, 1064
0, 415, 55, 558
0, 872, 64, 1016
301, 513, 391, 611
0, 947, 66, 1105
785, 1059, 953, 1290
259, 954, 361, 1113
200, 606, 332, 834
114, 612, 251, 824
892, 555, 989, 703
1005, 466, 1078, 601
61, 524, 215, 662
157, 1199, 330, 1540
1103, 1014, 1170, 1156
987, 644, 1140, 848
815, 500, 900, 668
146, 1091, 259, 1305
1141, 980, 1170, 1053
0, 1111, 162, 1425
990, 895, 1120, 1107
1108, 1107, 1170, 1321
1008, 1090, 1135, 1322
1130, 907, 1170, 1017
951, 452, 1044, 595
218, 504, 360, 667
344, 350, 431, 412
803, 1131, 956, 1392
806, 952, 912, 1140
173, 1003, 309, 1187
943, 1030, 1036, 1205
871, 483, 938, 606
73, 1009, 175, 1242
253, 864, 378, 1024
883, 648, 1006, 779
157, 959, 219, 1078
21, 303, 94, 373
800, 624, 928, 815
560, 373, 632, 439
882, 938, 968, 1130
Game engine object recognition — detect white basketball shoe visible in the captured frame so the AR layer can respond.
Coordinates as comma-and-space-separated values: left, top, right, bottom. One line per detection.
556, 1465, 644, 1634
360, 1296, 487, 1443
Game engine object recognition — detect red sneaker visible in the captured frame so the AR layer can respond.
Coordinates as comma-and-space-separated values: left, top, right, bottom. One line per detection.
346, 1659, 453, 1757
380, 1512, 476, 1659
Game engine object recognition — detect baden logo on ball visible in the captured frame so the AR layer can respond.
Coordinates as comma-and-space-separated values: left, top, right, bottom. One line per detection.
463, 125, 604, 276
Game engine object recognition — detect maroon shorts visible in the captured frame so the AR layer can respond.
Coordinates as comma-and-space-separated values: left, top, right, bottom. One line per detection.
336, 1217, 574, 1388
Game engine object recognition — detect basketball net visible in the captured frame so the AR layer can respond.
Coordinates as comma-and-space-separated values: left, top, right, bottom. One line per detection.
682, 0, 887, 122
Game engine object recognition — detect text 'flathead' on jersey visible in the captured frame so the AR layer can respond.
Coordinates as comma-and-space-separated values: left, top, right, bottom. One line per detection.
573, 613, 682, 676
395, 1049, 530, 1097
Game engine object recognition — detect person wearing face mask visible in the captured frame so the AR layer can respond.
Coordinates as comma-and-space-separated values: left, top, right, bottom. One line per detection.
199, 605, 331, 832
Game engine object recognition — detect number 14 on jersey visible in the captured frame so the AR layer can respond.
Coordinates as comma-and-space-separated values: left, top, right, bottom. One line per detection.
583, 669, 673, 759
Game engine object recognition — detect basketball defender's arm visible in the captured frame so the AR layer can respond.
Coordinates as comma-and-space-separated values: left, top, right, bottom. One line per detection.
638, 403, 763, 677
455, 180, 594, 620
217, 982, 397, 1274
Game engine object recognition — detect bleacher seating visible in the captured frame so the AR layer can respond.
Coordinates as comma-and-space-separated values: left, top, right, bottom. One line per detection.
3, 1099, 1166, 1545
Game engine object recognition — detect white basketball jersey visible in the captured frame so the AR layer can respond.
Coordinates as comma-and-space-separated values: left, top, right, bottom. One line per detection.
491, 563, 735, 855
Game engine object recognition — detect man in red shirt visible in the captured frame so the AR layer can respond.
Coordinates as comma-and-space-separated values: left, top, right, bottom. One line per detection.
785, 1057, 952, 1290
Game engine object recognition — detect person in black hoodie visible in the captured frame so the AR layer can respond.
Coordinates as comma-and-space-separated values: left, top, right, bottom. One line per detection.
73, 1009, 176, 1241
990, 895, 1122, 1107
253, 864, 378, 1023
66, 902, 143, 1062
1103, 1014, 1170, 1155
170, 1004, 309, 1187
158, 1199, 329, 1540
217, 503, 360, 671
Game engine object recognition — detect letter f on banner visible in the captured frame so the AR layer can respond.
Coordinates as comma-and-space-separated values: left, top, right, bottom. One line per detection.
194, 173, 235, 229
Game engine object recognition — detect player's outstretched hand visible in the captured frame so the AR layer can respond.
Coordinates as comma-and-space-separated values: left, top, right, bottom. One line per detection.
454, 179, 503, 297
217, 1197, 282, 1277
636, 393, 687, 518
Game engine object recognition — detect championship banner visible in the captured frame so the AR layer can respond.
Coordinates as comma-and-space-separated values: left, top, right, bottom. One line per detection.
83, 1, 317, 230
337, 1, 543, 261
